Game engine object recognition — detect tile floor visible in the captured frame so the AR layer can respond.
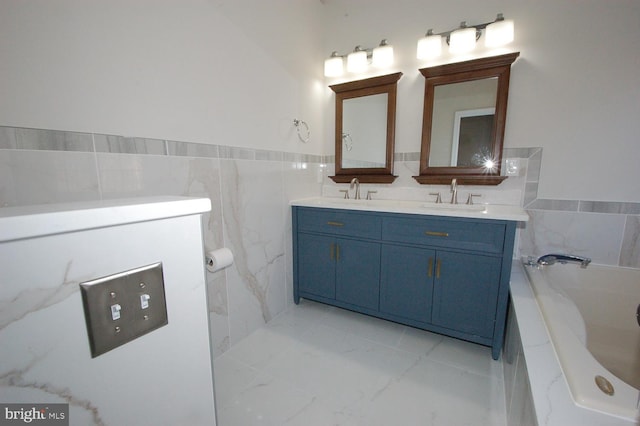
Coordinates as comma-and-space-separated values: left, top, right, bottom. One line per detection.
213, 299, 507, 426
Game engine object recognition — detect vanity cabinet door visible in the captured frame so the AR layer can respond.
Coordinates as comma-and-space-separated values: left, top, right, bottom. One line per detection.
298, 233, 336, 299
431, 251, 501, 339
380, 244, 434, 324
298, 233, 380, 310
335, 238, 380, 311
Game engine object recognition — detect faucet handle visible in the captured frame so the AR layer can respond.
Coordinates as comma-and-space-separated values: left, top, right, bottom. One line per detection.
339, 189, 350, 199
429, 192, 442, 204
366, 190, 377, 200
466, 194, 481, 205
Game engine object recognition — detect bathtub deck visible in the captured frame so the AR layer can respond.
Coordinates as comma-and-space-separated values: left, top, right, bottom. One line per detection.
509, 262, 638, 425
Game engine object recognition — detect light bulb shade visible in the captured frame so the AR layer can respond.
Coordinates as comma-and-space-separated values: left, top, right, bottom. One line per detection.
485, 18, 514, 47
372, 43, 394, 68
449, 27, 477, 54
324, 55, 344, 77
417, 34, 442, 59
347, 50, 368, 73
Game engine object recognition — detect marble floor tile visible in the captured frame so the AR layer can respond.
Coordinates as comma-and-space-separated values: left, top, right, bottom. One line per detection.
213, 355, 261, 408
427, 335, 504, 379
213, 299, 507, 426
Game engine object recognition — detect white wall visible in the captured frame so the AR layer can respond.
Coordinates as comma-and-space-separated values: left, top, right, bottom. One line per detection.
0, 0, 328, 357
321, 0, 640, 202
3, 0, 638, 202
0, 0, 326, 154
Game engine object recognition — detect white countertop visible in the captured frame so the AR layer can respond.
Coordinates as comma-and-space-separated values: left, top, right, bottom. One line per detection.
0, 196, 212, 242
291, 196, 529, 222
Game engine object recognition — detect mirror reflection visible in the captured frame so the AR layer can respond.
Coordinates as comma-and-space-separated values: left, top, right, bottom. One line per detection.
342, 93, 388, 168
329, 72, 402, 184
429, 79, 497, 167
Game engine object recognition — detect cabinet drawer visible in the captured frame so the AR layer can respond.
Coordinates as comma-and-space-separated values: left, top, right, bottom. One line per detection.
382, 216, 505, 253
296, 207, 381, 239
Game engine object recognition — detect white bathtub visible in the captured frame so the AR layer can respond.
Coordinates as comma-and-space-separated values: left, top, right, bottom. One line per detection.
523, 262, 640, 422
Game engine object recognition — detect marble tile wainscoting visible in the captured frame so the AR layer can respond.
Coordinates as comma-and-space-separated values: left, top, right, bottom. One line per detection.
0, 126, 324, 358
520, 199, 640, 267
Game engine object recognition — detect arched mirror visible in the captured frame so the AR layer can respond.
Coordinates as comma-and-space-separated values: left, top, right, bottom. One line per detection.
329, 72, 402, 183
414, 53, 519, 185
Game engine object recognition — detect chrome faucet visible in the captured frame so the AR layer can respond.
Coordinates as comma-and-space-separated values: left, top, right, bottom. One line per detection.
537, 254, 591, 268
450, 178, 458, 204
350, 177, 361, 200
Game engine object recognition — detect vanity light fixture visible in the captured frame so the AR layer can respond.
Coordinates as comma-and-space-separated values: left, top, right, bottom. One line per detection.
484, 14, 514, 47
449, 22, 477, 54
417, 13, 514, 60
372, 39, 394, 68
324, 39, 394, 77
324, 51, 344, 77
347, 46, 368, 73
417, 30, 442, 60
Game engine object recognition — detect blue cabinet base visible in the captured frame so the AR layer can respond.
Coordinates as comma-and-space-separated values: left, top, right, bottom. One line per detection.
292, 206, 517, 361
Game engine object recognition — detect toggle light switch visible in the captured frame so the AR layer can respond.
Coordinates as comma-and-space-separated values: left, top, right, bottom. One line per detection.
80, 262, 168, 358
110, 304, 122, 320
140, 294, 150, 309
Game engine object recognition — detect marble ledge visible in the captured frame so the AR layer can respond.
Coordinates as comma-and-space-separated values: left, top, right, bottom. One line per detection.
0, 196, 211, 242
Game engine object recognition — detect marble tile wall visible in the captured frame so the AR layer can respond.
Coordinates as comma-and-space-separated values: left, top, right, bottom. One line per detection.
504, 147, 640, 268
521, 198, 640, 267
1, 125, 639, 356
0, 126, 323, 358
322, 148, 532, 207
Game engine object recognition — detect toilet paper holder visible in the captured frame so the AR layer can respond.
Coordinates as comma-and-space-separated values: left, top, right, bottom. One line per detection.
205, 248, 234, 273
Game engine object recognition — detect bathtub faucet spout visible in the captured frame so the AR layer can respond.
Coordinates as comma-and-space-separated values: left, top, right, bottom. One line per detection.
537, 254, 591, 268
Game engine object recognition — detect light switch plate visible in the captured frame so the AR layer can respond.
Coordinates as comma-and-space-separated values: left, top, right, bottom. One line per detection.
505, 158, 521, 176
80, 262, 168, 358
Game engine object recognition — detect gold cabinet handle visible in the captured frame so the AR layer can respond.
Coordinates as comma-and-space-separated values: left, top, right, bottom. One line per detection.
327, 221, 344, 227
425, 231, 448, 237
436, 259, 442, 279
427, 257, 434, 278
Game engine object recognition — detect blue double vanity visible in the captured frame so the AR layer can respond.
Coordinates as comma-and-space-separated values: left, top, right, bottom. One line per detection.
291, 197, 528, 359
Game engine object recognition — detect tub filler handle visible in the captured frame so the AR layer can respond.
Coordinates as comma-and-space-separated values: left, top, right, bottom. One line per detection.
536, 254, 591, 268
636, 304, 640, 327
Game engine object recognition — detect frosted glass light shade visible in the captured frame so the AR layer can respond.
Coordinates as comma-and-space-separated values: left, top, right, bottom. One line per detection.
417, 33, 442, 59
347, 49, 368, 73
449, 27, 477, 54
324, 54, 344, 77
485, 18, 514, 47
372, 43, 394, 68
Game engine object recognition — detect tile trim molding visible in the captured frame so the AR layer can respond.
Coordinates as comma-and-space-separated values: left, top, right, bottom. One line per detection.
2, 125, 638, 216
0, 125, 326, 164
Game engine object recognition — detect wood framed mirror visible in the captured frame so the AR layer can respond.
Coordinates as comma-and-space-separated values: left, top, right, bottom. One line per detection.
414, 53, 519, 185
329, 72, 402, 183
